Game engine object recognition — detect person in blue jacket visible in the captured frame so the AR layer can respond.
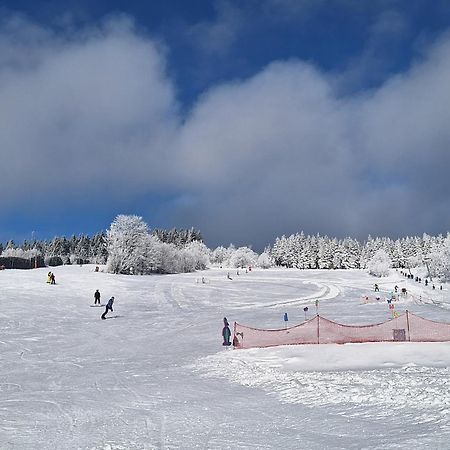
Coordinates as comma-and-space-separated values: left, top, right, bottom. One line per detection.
101, 297, 114, 320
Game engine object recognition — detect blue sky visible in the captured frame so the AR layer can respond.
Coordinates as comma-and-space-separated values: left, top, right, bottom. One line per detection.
1, 0, 450, 250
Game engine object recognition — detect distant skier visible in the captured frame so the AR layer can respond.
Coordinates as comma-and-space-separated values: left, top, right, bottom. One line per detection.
50, 273, 56, 285
227, 272, 233, 280
47, 272, 52, 284
101, 297, 114, 320
94, 289, 101, 305
222, 317, 231, 346
374, 283, 379, 292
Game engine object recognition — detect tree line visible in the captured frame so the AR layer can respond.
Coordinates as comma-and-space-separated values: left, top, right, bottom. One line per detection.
2, 217, 450, 280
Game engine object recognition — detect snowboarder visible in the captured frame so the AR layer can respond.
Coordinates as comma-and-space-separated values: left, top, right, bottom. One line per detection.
94, 289, 101, 305
101, 297, 114, 320
222, 317, 231, 346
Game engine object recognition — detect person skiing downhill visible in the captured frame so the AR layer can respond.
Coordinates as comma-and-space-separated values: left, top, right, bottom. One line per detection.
94, 289, 101, 305
101, 297, 114, 320
222, 317, 231, 346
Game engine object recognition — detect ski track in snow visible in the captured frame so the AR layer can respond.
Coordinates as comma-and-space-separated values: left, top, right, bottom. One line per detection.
266, 281, 341, 308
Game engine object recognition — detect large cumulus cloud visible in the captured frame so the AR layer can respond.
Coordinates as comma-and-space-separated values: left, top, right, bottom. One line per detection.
0, 16, 178, 207
2, 15, 450, 249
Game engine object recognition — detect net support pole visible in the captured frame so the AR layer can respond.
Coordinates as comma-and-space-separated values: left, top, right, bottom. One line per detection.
406, 310, 411, 342
317, 315, 320, 344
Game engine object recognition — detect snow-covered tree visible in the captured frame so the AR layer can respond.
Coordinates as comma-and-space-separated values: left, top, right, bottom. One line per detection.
1, 247, 40, 259
106, 215, 151, 275
367, 249, 391, 277
184, 241, 210, 270
228, 246, 258, 268
210, 246, 230, 266
257, 252, 273, 269
429, 234, 450, 281
158, 242, 181, 274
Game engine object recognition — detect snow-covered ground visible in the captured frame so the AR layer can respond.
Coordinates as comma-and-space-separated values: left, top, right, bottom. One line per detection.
1, 266, 450, 449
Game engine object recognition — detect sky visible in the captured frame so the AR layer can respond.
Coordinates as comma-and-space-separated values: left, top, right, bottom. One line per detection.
1, 0, 450, 251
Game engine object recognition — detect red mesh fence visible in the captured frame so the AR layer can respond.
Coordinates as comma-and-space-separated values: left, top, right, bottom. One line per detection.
233, 311, 450, 349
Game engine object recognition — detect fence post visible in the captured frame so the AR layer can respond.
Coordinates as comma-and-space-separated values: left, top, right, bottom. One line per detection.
406, 310, 411, 342
317, 315, 320, 344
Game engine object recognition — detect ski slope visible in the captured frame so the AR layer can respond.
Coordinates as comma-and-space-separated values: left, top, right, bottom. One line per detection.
1, 266, 450, 449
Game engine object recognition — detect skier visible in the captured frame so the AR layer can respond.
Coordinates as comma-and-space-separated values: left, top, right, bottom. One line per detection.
47, 272, 52, 284
227, 272, 233, 280
222, 317, 231, 346
101, 297, 114, 320
374, 283, 379, 292
50, 273, 56, 285
94, 289, 101, 305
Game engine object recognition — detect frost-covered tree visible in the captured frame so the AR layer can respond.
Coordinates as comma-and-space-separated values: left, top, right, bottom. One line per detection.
257, 252, 273, 269
184, 241, 210, 270
5, 240, 16, 250
428, 234, 450, 281
106, 215, 152, 275
368, 249, 391, 277
210, 246, 230, 266
318, 236, 336, 269
1, 247, 40, 259
158, 242, 181, 274
91, 232, 108, 264
228, 246, 258, 268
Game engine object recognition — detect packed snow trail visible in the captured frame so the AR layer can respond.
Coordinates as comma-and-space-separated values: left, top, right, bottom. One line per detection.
1, 266, 450, 449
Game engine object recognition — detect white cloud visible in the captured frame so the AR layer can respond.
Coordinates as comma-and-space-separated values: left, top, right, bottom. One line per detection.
0, 16, 178, 206
2, 15, 450, 248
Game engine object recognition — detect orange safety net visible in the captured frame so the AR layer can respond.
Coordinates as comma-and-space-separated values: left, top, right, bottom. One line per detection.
232, 311, 450, 349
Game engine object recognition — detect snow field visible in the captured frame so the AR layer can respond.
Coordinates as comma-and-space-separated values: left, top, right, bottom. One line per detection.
1, 266, 450, 449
